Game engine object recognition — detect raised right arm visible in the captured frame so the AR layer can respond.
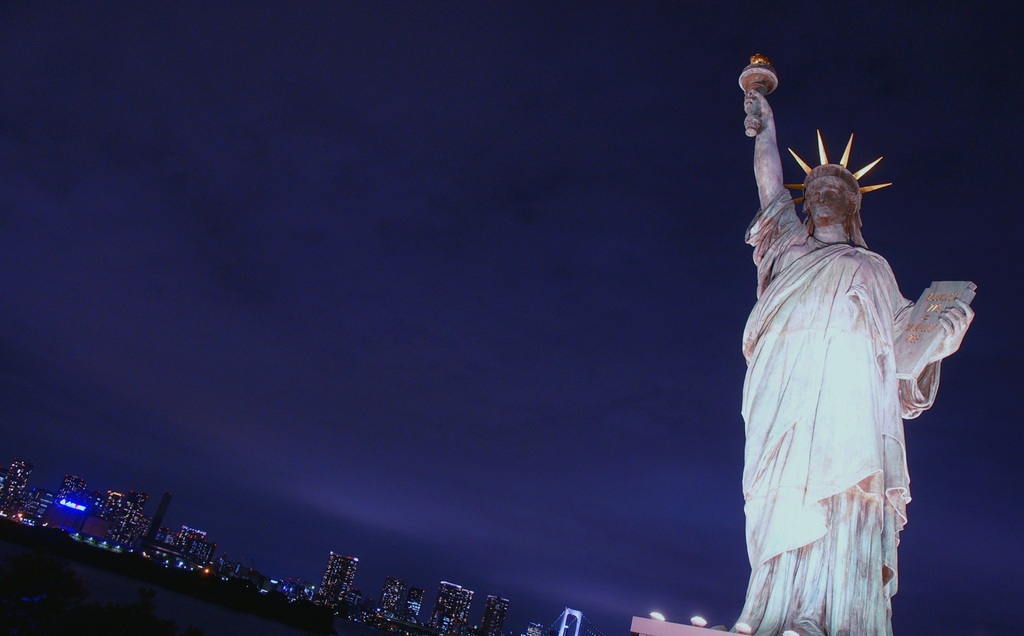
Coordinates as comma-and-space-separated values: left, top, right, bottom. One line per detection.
745, 90, 786, 209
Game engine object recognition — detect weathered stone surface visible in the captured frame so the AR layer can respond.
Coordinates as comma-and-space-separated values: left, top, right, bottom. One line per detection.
733, 68, 973, 636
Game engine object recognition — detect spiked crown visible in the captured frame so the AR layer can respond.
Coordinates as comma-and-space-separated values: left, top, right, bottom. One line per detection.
784, 131, 892, 248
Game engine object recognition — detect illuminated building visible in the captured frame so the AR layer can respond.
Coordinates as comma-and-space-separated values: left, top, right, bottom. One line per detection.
430, 581, 474, 634
315, 552, 359, 609
152, 526, 177, 545
379, 575, 407, 616
57, 474, 88, 500
264, 577, 316, 602
177, 525, 216, 565
20, 487, 55, 523
405, 586, 425, 622
480, 595, 510, 636
100, 491, 125, 520
41, 494, 93, 531
524, 622, 545, 636
344, 588, 364, 607
86, 490, 106, 509
0, 459, 34, 514
100, 490, 149, 546
213, 555, 265, 587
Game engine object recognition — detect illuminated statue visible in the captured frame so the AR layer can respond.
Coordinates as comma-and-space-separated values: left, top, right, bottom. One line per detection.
734, 57, 973, 636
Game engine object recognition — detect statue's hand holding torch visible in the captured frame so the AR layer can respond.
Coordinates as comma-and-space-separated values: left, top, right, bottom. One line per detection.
739, 54, 778, 137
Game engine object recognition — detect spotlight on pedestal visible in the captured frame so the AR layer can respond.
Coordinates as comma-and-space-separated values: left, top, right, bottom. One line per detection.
735, 623, 753, 635
649, 612, 666, 621
690, 616, 708, 628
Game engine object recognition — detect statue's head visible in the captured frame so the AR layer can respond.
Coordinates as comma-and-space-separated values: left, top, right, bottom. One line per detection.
788, 132, 891, 249
803, 165, 865, 247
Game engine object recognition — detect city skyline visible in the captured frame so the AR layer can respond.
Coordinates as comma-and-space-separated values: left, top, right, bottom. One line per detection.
2, 3, 1021, 634
2, 453, 532, 633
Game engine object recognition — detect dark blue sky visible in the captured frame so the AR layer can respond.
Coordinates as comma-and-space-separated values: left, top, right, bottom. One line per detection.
2, 2, 1021, 634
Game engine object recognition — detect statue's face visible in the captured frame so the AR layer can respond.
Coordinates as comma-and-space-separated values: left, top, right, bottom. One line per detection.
805, 176, 854, 231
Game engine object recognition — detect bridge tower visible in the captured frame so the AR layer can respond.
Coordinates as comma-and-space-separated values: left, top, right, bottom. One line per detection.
555, 607, 583, 636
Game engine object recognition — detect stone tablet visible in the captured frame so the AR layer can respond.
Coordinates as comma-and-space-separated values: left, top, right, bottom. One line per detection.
894, 281, 977, 380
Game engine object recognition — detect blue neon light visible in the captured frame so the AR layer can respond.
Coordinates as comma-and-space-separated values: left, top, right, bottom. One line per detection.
58, 498, 87, 512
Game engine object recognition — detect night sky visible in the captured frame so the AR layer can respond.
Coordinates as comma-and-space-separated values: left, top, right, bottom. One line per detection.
2, 3, 1021, 634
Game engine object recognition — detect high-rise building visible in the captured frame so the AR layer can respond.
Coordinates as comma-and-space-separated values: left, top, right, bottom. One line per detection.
100, 490, 149, 545
178, 525, 216, 565
480, 595, 510, 636
315, 552, 359, 609
20, 487, 55, 522
379, 576, 407, 616
430, 581, 474, 634
57, 474, 88, 500
405, 586, 426, 622
0, 459, 34, 514
86, 490, 106, 510
146, 491, 173, 540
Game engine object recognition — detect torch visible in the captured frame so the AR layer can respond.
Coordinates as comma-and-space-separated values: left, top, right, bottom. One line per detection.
739, 54, 778, 137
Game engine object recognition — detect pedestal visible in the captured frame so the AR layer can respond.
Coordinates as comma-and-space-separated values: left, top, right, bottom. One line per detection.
630, 616, 723, 636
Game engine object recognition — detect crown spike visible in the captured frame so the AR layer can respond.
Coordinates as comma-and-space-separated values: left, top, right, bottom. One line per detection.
784, 183, 805, 190
859, 182, 892, 194
792, 197, 804, 204
853, 156, 883, 180
788, 148, 813, 175
839, 133, 854, 168
816, 129, 828, 165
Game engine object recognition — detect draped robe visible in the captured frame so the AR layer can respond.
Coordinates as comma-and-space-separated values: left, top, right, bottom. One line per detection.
736, 191, 941, 635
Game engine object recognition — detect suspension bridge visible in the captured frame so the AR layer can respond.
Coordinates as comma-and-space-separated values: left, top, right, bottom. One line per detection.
545, 607, 607, 636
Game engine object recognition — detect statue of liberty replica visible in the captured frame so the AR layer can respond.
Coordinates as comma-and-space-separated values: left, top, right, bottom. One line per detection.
733, 55, 974, 636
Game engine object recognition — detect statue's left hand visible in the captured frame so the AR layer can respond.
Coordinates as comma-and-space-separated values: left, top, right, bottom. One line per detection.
930, 299, 975, 362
